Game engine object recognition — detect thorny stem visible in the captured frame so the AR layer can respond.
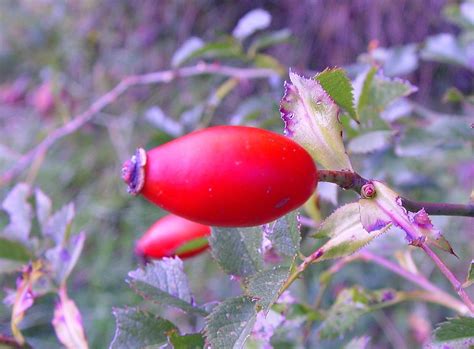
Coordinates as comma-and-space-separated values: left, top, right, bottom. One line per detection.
421, 244, 474, 314
400, 198, 474, 217
283, 170, 474, 314
359, 251, 468, 313
380, 204, 474, 314
317, 170, 474, 217
0, 63, 279, 187
317, 169, 368, 193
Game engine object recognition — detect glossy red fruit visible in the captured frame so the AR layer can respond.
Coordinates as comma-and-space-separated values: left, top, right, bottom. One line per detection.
122, 126, 318, 227
136, 214, 211, 259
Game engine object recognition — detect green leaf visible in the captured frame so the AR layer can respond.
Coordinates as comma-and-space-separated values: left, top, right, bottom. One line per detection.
110, 307, 178, 349
45, 203, 75, 245
183, 38, 244, 63
0, 236, 31, 262
280, 71, 353, 170
356, 68, 416, 129
312, 203, 391, 261
248, 29, 291, 56
347, 130, 394, 154
127, 258, 207, 317
319, 287, 399, 339
421, 33, 470, 68
210, 227, 263, 277
172, 37, 205, 67
315, 68, 358, 122
434, 317, 474, 344
46, 231, 86, 284
396, 117, 472, 157
442, 87, 465, 104
232, 9, 271, 41
205, 296, 257, 349
169, 332, 205, 349
463, 260, 474, 288
1, 183, 32, 242
355, 67, 377, 114
267, 210, 301, 257
375, 44, 419, 77
245, 265, 292, 312
369, 75, 417, 110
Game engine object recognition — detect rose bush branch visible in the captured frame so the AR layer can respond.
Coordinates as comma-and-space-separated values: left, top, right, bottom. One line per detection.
381, 203, 474, 314
282, 250, 469, 314
318, 170, 474, 218
0, 63, 279, 187
282, 170, 474, 314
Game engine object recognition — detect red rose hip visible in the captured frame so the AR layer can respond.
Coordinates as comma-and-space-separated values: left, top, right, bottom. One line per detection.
122, 126, 318, 227
136, 214, 211, 259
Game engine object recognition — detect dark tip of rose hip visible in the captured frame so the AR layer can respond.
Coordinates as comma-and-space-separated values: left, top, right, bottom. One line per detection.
134, 243, 149, 265
122, 148, 147, 195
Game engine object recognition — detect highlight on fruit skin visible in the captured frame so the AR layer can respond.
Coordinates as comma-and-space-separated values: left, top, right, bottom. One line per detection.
122, 125, 318, 227
135, 214, 211, 260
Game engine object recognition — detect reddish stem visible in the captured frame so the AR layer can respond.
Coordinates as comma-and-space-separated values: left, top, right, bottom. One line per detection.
318, 170, 474, 217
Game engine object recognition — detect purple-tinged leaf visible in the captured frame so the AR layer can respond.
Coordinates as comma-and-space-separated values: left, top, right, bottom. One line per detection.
2, 183, 32, 243
52, 286, 88, 349
10, 260, 43, 345
358, 181, 413, 234
34, 188, 52, 235
46, 231, 86, 284
410, 209, 457, 256
45, 203, 75, 245
359, 199, 392, 233
357, 181, 455, 254
280, 71, 353, 171
312, 203, 391, 261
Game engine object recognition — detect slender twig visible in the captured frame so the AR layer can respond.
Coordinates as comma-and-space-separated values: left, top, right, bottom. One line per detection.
421, 244, 474, 313
317, 170, 474, 217
0, 334, 27, 349
0, 63, 278, 187
358, 251, 468, 314
281, 250, 469, 314
400, 197, 474, 217
378, 204, 474, 314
